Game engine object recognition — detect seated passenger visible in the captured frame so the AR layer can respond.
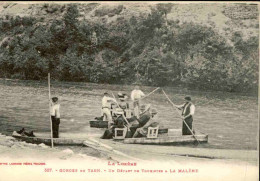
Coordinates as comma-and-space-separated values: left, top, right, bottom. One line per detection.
100, 112, 127, 139
127, 104, 152, 136
132, 108, 159, 138
137, 104, 152, 127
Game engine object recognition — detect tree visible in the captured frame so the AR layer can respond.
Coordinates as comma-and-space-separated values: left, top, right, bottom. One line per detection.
156, 3, 174, 26
63, 4, 80, 44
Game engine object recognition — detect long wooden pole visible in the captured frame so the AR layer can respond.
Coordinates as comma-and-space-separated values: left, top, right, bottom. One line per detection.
130, 87, 160, 104
140, 87, 160, 100
162, 89, 200, 144
48, 73, 54, 148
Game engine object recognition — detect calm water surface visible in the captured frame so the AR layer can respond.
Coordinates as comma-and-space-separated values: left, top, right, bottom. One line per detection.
0, 79, 258, 150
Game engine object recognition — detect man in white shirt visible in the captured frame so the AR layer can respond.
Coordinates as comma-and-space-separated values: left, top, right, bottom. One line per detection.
50, 97, 60, 138
176, 96, 195, 135
102, 92, 117, 128
130, 85, 145, 118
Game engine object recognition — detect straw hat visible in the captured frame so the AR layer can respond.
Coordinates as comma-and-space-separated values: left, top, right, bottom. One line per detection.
118, 92, 123, 97
118, 92, 128, 101
119, 97, 127, 101
140, 105, 146, 110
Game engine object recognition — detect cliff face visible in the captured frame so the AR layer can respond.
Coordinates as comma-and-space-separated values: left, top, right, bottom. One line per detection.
0, 2, 258, 40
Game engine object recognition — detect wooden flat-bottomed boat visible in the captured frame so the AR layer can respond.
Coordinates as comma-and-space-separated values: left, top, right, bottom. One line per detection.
89, 120, 169, 134
89, 120, 108, 128
12, 131, 86, 146
114, 129, 208, 145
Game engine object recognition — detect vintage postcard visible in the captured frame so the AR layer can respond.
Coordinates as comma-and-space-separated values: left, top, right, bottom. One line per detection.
0, 1, 259, 181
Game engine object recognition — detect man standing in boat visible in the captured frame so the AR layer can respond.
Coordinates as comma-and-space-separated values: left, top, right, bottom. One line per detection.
50, 97, 60, 138
176, 96, 195, 135
102, 92, 117, 128
116, 92, 129, 116
131, 85, 145, 118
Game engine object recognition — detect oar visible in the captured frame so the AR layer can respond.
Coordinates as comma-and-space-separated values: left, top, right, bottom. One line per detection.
48, 73, 54, 148
140, 87, 160, 100
162, 89, 200, 144
130, 87, 160, 118
130, 87, 160, 103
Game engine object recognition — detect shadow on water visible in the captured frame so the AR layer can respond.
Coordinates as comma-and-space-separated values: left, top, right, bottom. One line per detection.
0, 79, 258, 150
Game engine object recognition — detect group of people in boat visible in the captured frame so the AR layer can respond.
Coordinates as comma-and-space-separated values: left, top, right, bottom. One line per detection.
17, 86, 196, 139
99, 85, 196, 139
100, 85, 153, 139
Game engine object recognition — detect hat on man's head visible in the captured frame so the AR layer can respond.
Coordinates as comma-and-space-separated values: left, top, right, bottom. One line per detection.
184, 96, 191, 101
140, 104, 146, 110
104, 92, 109, 95
151, 108, 158, 114
119, 95, 128, 101
141, 104, 151, 113
52, 97, 58, 102
118, 92, 128, 100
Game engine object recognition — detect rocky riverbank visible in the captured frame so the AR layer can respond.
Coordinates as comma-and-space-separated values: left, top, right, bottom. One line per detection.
0, 133, 105, 161
0, 133, 258, 181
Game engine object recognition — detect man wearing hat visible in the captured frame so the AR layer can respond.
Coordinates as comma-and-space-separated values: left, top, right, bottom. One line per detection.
176, 96, 195, 135
100, 112, 125, 139
127, 104, 152, 135
132, 108, 159, 138
50, 97, 60, 138
102, 92, 117, 128
116, 92, 129, 116
137, 104, 152, 127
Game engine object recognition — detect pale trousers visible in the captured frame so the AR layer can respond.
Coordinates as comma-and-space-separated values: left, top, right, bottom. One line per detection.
102, 108, 113, 128
133, 99, 141, 118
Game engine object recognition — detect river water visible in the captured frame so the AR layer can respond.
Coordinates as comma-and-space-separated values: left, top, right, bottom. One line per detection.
0, 79, 258, 150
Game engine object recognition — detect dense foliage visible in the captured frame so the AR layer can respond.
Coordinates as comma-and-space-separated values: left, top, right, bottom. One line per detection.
0, 4, 258, 92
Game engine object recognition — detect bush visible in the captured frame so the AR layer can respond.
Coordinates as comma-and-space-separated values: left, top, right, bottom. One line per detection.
0, 3, 258, 93
95, 5, 124, 17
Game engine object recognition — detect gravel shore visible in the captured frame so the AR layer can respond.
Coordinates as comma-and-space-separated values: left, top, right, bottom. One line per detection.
0, 133, 258, 181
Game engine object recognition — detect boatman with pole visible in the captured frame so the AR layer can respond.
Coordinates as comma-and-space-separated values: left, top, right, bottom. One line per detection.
175, 96, 195, 135
50, 97, 61, 138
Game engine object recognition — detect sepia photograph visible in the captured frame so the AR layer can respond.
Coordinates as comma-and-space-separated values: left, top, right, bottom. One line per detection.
0, 1, 259, 181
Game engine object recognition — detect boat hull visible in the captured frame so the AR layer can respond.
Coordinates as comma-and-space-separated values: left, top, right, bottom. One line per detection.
122, 135, 208, 145
89, 121, 169, 134
114, 129, 208, 145
89, 120, 108, 128
12, 131, 85, 146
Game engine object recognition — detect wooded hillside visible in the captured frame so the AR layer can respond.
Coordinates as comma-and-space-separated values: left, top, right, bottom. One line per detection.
0, 3, 258, 92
